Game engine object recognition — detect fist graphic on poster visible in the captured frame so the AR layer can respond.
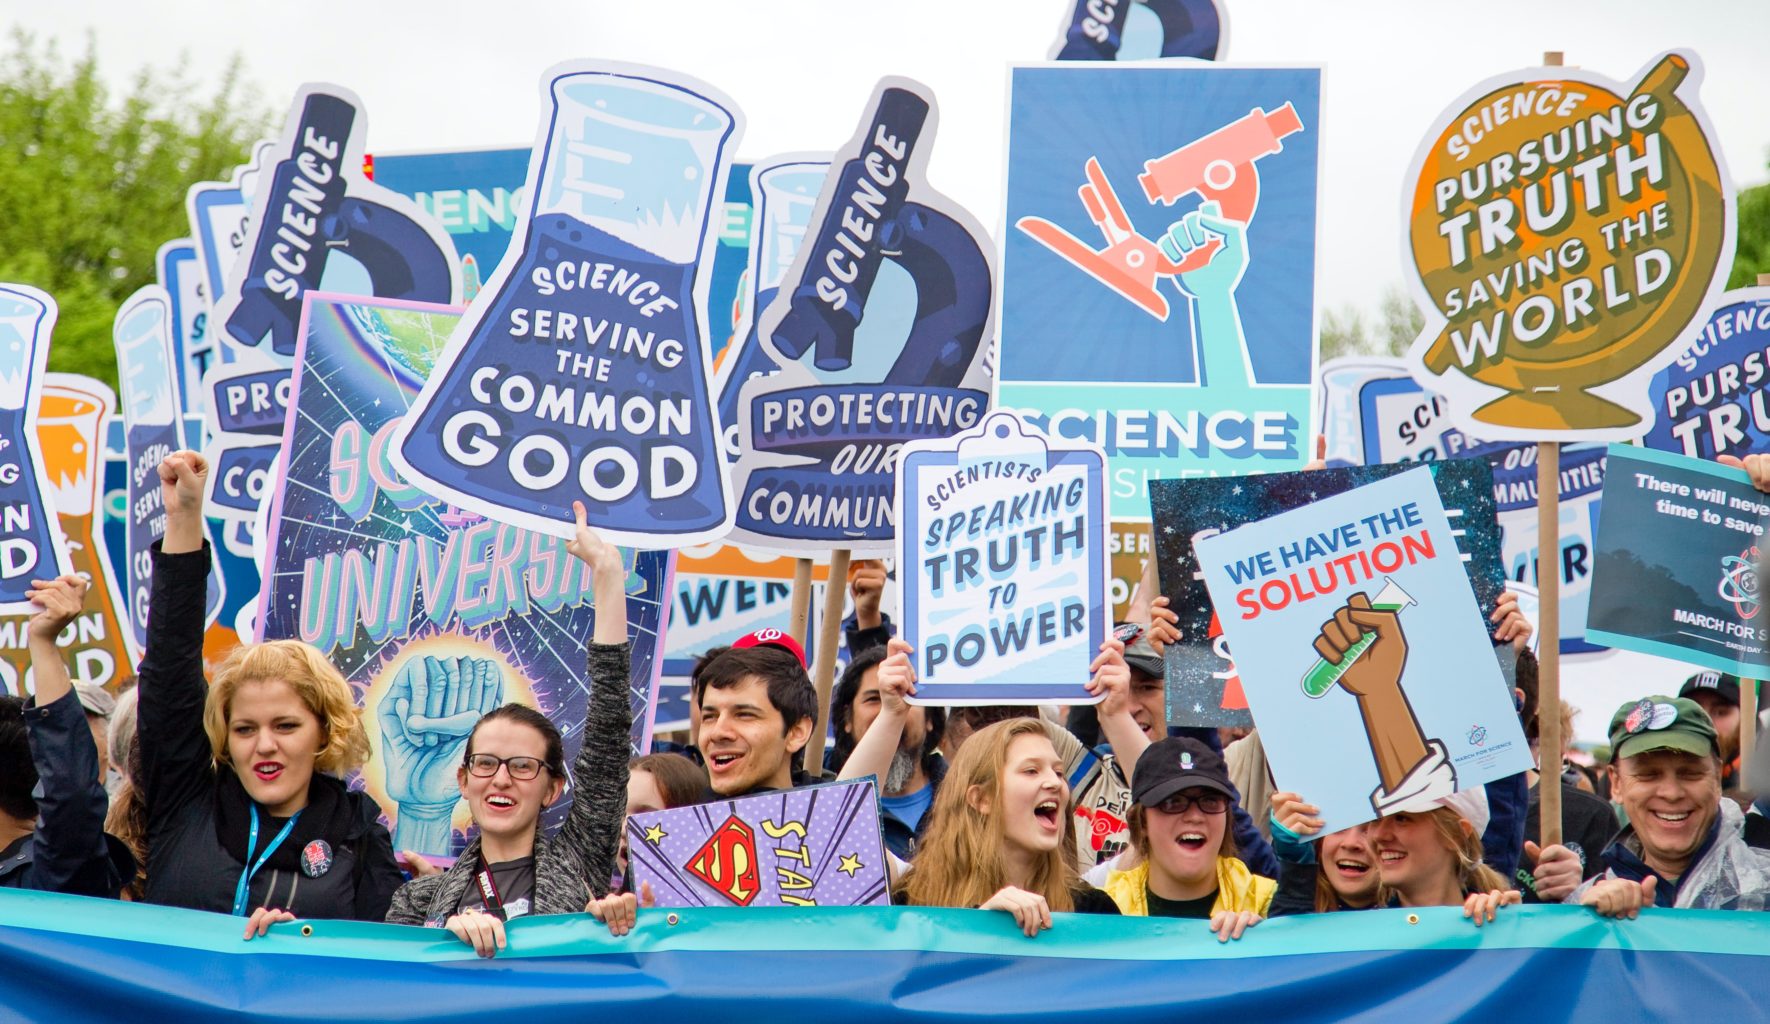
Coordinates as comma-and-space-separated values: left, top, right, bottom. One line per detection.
378, 655, 505, 853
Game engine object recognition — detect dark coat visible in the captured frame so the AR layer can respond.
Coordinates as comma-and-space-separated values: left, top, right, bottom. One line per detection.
137, 542, 402, 919
0, 690, 133, 896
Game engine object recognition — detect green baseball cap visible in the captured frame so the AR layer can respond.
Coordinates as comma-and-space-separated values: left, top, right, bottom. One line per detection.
1606, 695, 1719, 762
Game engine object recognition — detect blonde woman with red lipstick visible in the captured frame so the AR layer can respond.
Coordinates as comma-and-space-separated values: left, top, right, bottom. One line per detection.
137, 452, 403, 937
385, 501, 633, 958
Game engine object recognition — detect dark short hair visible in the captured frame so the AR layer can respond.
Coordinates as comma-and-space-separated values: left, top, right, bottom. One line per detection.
692, 646, 817, 735
0, 696, 38, 820
629, 752, 711, 807
466, 703, 567, 779
829, 646, 946, 772
1515, 647, 1541, 743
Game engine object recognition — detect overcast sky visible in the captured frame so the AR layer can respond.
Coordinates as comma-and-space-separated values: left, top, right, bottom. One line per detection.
16, 0, 1770, 318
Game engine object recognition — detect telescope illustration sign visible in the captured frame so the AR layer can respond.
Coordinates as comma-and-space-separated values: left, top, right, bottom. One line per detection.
1403, 50, 1735, 442
1193, 467, 1530, 831
997, 64, 1321, 519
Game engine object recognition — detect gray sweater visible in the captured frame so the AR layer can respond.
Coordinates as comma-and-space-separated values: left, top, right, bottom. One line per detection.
385, 640, 632, 924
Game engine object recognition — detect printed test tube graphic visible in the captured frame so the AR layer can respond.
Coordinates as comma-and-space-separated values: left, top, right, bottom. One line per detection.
115, 298, 176, 428
540, 71, 736, 265
0, 289, 50, 411
754, 163, 827, 294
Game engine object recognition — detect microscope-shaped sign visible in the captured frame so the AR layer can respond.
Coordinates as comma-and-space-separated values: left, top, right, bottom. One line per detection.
1192, 467, 1530, 831
998, 64, 1321, 518
1049, 0, 1227, 61
0, 285, 72, 617
392, 61, 742, 549
212, 83, 460, 364
727, 78, 995, 555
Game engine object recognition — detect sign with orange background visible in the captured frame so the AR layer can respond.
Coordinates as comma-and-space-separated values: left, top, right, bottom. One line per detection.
0, 375, 136, 698
1404, 51, 1734, 442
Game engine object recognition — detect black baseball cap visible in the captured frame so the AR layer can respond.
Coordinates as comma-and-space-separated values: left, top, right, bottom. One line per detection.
1131, 737, 1233, 807
1678, 671, 1741, 707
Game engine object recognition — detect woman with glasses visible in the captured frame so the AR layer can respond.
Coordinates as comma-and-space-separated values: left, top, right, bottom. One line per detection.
1103, 737, 1275, 940
385, 502, 633, 958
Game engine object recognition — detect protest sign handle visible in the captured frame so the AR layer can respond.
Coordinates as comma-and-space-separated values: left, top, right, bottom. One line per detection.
790, 558, 814, 648
1536, 440, 1563, 846
803, 549, 851, 773
1748, 273, 1770, 782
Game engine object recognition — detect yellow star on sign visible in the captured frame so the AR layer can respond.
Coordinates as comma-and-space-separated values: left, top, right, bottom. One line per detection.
837, 853, 863, 877
642, 823, 667, 845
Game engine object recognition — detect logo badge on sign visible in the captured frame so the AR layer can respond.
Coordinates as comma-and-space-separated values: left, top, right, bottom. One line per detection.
685, 815, 761, 906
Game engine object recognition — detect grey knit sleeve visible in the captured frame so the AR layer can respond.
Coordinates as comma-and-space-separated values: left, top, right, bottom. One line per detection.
555, 640, 633, 899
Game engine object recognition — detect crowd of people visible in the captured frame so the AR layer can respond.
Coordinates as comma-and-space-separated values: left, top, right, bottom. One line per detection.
3, 449, 1769, 965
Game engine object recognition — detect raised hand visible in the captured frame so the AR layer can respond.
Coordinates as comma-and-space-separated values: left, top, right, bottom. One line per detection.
1315, 592, 1407, 699
379, 655, 504, 851
26, 575, 88, 646
1269, 791, 1324, 837
877, 638, 917, 716
158, 450, 209, 553
850, 560, 886, 631
566, 500, 622, 574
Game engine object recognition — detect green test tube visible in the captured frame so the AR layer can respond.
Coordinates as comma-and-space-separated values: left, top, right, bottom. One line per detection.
1300, 578, 1416, 698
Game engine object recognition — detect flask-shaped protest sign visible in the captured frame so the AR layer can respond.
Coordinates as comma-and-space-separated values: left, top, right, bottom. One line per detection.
394, 63, 742, 547
0, 286, 69, 613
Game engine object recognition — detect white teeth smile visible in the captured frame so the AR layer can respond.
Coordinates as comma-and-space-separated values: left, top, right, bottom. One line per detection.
487, 796, 515, 808
1653, 811, 1691, 822
1179, 833, 1206, 843
1380, 852, 1405, 862
1336, 860, 1370, 872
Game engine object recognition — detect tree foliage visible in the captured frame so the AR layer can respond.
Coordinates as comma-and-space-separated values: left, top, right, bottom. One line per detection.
0, 31, 268, 391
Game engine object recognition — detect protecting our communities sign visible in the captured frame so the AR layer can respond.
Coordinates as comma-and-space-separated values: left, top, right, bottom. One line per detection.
1404, 50, 1735, 442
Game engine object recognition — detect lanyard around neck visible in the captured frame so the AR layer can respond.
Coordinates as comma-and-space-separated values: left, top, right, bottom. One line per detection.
232, 804, 303, 917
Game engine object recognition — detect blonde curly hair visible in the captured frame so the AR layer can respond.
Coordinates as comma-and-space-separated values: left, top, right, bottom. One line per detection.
203, 640, 370, 776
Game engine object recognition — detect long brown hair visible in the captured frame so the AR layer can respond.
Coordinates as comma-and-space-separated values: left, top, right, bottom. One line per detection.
105, 687, 147, 901
901, 719, 1077, 912
1376, 806, 1508, 906
629, 752, 709, 807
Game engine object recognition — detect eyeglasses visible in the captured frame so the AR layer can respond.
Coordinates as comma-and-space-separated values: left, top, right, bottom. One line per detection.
464, 754, 550, 780
1152, 792, 1229, 815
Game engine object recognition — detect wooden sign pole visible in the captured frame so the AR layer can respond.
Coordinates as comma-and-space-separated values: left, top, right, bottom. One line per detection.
788, 557, 814, 648
1740, 274, 1770, 779
802, 548, 852, 773
1536, 50, 1566, 848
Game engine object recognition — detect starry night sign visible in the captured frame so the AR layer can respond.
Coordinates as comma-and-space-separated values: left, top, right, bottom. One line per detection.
1148, 458, 1510, 727
256, 294, 672, 859
627, 779, 890, 908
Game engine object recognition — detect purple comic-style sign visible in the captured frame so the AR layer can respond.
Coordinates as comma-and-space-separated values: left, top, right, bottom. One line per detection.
627, 779, 889, 908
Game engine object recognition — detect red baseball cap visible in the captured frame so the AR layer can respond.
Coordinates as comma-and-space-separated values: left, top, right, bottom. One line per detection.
731, 628, 807, 667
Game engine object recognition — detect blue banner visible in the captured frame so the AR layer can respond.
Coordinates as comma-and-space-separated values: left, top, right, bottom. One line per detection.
3, 890, 1768, 1023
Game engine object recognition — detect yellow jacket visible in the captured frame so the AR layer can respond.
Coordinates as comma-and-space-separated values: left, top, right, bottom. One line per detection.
1104, 857, 1275, 917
